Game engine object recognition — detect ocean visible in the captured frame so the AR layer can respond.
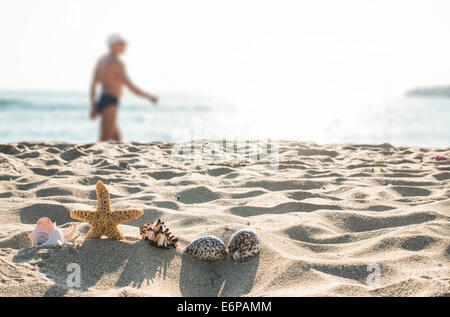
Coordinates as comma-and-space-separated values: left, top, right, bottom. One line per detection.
0, 90, 449, 148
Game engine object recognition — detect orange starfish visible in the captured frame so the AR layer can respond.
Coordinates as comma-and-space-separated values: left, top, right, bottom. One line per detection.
70, 181, 143, 240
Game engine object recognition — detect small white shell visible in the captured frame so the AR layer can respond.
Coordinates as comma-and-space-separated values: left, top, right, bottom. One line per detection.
228, 229, 260, 261
28, 217, 79, 248
33, 231, 50, 246
185, 235, 228, 261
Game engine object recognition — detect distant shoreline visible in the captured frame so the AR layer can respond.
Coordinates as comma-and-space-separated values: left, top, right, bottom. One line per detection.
1, 90, 449, 148
406, 85, 450, 98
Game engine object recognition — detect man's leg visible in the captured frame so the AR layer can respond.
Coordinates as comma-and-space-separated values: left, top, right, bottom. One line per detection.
100, 105, 118, 141
112, 122, 122, 142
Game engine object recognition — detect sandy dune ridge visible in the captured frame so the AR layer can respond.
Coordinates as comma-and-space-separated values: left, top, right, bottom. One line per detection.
0, 141, 448, 296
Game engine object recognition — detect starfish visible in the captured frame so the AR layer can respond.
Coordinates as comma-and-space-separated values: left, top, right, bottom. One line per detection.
70, 181, 143, 240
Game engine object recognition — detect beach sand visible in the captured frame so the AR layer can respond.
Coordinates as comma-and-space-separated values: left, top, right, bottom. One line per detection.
0, 141, 448, 297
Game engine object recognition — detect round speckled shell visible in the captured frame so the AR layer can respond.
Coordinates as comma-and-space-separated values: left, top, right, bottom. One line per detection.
185, 235, 228, 261
228, 229, 260, 261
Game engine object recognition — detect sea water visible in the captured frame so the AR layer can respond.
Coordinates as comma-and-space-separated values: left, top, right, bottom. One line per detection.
0, 90, 448, 148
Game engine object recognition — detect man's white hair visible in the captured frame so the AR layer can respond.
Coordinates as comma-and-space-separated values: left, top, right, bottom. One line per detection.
107, 34, 127, 45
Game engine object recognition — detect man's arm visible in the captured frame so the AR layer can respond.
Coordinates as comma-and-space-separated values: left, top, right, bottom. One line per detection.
118, 62, 158, 104
89, 62, 100, 119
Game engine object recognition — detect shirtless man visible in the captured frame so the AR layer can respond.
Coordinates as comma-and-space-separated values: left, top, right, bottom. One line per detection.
90, 34, 158, 141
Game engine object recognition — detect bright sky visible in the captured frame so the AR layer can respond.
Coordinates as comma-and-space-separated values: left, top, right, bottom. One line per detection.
1, 0, 450, 108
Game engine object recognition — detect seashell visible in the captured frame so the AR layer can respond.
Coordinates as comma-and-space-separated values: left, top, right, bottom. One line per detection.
28, 217, 79, 248
228, 229, 260, 261
140, 219, 178, 249
185, 235, 228, 261
33, 231, 50, 246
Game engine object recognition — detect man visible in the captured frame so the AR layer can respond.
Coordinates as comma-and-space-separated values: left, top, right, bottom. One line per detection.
90, 34, 158, 141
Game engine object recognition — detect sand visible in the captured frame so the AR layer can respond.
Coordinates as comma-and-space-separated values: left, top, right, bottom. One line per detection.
0, 141, 448, 297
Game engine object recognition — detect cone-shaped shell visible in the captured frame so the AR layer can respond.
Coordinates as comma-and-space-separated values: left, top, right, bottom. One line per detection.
28, 217, 79, 247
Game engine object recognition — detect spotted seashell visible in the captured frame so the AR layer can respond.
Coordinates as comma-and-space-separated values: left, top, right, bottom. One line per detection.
185, 235, 228, 261
139, 219, 178, 249
228, 229, 260, 261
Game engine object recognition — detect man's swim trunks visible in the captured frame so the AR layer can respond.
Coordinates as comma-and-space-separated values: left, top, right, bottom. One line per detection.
96, 93, 119, 113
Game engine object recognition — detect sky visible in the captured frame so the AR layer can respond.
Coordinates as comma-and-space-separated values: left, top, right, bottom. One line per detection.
1, 0, 450, 109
